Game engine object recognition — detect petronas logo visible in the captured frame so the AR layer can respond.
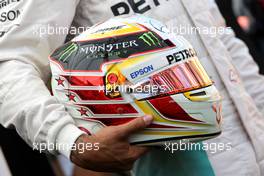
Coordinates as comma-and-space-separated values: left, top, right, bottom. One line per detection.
139, 32, 161, 46
58, 43, 78, 63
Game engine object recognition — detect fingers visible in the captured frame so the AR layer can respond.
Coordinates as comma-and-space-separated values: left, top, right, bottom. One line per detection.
70, 121, 152, 173
117, 115, 153, 137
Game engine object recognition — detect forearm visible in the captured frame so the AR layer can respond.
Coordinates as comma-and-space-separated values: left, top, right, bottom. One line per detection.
0, 60, 84, 158
0, 0, 87, 158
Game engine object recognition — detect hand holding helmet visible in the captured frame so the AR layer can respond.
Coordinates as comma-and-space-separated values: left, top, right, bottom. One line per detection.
71, 115, 153, 172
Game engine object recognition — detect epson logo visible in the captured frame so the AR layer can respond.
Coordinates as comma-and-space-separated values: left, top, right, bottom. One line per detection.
167, 48, 197, 65
130, 65, 154, 79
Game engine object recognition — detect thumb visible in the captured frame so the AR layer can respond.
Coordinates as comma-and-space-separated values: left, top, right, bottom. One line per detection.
118, 115, 153, 137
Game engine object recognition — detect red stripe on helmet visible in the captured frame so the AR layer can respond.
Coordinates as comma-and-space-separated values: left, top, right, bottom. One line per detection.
70, 89, 123, 101
64, 75, 104, 86
79, 104, 138, 115
149, 96, 203, 123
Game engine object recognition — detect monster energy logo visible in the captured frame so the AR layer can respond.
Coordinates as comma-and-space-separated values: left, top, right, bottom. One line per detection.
139, 32, 161, 46
58, 43, 78, 63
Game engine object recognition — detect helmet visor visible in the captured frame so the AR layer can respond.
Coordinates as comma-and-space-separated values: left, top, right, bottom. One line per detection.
129, 58, 213, 100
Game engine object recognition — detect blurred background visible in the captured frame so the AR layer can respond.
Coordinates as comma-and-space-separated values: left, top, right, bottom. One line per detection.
216, 0, 264, 74
0, 0, 263, 175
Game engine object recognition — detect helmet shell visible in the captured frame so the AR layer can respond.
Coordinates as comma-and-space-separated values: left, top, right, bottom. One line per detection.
49, 15, 222, 145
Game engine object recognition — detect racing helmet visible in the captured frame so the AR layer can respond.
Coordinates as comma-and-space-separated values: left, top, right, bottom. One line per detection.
49, 15, 222, 145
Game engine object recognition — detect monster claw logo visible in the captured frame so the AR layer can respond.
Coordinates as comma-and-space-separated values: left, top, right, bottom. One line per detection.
139, 32, 161, 46
58, 43, 78, 63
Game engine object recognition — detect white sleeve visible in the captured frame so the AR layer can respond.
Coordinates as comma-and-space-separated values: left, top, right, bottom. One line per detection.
0, 0, 86, 159
208, 0, 264, 115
